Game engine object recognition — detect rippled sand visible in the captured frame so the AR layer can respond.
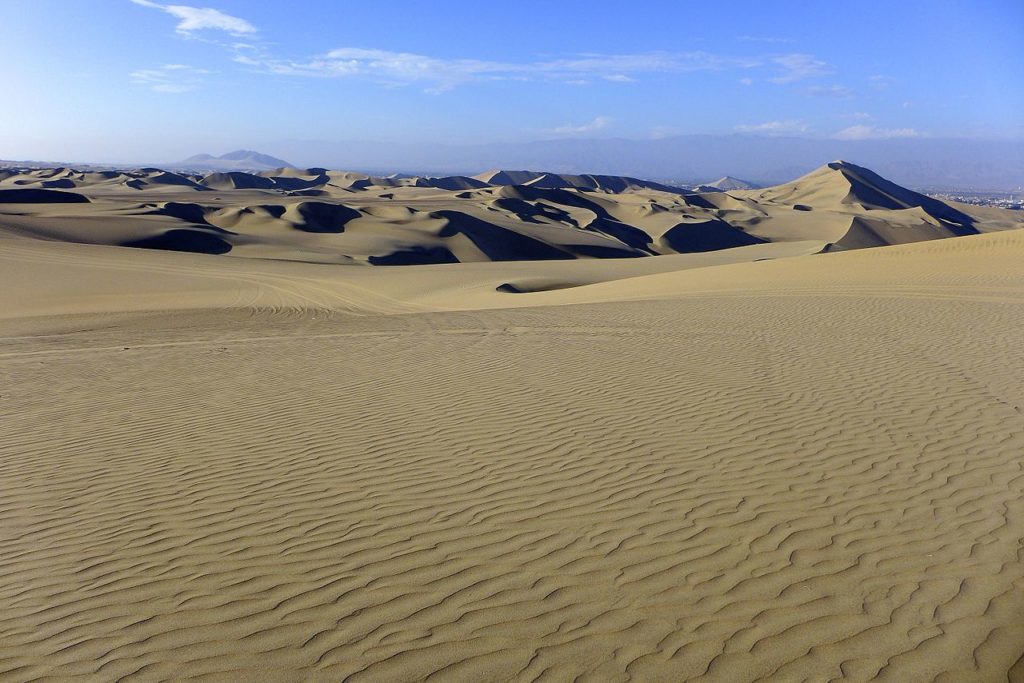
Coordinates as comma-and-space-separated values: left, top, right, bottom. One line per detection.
2, 230, 1024, 681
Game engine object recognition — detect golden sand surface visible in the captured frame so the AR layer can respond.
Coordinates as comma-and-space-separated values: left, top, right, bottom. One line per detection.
2, 225, 1023, 681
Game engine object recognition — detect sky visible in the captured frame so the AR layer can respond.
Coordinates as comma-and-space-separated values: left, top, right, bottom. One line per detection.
1, 0, 1022, 164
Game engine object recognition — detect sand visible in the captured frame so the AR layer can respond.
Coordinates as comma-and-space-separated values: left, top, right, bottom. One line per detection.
2, 163, 1024, 682
1, 161, 1020, 268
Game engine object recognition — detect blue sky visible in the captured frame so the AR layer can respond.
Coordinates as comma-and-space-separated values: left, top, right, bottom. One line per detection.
2, 0, 1022, 162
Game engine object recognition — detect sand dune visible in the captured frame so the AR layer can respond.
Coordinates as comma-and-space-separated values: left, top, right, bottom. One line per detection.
2, 161, 1019, 267
2, 161, 1024, 681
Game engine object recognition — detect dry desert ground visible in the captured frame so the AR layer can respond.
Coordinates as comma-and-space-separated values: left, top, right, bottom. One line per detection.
2, 162, 1024, 681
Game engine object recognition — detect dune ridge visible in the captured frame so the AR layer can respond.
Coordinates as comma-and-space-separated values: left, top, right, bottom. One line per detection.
1, 161, 1020, 267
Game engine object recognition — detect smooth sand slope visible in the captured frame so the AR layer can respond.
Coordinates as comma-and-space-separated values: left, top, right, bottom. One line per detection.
2, 227, 1024, 681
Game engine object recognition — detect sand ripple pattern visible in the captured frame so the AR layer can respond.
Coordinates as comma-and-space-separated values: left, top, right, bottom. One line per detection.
2, 293, 1024, 681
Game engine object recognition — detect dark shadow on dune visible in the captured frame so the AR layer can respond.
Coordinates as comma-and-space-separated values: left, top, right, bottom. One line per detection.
501, 186, 659, 253
0, 188, 90, 203
435, 210, 573, 261
200, 172, 276, 190
294, 202, 361, 233
678, 194, 720, 210
584, 217, 654, 251
662, 219, 766, 253
269, 173, 329, 191
258, 205, 287, 219
793, 204, 813, 211
147, 202, 209, 224
146, 171, 206, 189
495, 280, 583, 293
288, 189, 330, 197
40, 179, 76, 189
418, 176, 490, 191
122, 229, 232, 254
503, 186, 609, 216
491, 197, 579, 226
830, 162, 977, 232
496, 283, 525, 293
369, 245, 459, 265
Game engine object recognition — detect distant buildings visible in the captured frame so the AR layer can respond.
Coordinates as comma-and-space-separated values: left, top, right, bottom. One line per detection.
926, 191, 1023, 210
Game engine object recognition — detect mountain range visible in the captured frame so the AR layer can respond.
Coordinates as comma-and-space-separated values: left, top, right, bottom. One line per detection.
270, 135, 1024, 191
172, 150, 294, 172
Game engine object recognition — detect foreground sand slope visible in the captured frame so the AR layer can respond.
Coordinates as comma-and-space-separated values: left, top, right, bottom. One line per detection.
0, 234, 827, 321
1, 230, 1024, 681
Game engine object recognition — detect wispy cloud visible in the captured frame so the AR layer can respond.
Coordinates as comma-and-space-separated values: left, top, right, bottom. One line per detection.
806, 84, 855, 99
737, 35, 792, 44
833, 124, 922, 140
243, 48, 765, 91
770, 54, 832, 83
735, 120, 811, 135
130, 63, 209, 93
549, 116, 612, 136
868, 74, 893, 90
130, 0, 256, 36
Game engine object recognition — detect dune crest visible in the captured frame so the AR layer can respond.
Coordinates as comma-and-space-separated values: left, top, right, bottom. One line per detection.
1, 161, 1020, 266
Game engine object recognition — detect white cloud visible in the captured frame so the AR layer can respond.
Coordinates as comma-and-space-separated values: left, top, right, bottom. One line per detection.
151, 83, 195, 93
806, 84, 855, 99
130, 0, 256, 36
869, 74, 893, 90
833, 125, 922, 140
130, 63, 209, 93
550, 116, 612, 136
250, 48, 765, 90
735, 120, 811, 135
739, 77, 754, 86
737, 35, 792, 44
770, 53, 832, 83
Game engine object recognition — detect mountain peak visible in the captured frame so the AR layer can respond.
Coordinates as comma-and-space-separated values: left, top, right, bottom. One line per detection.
704, 176, 761, 191
172, 150, 294, 171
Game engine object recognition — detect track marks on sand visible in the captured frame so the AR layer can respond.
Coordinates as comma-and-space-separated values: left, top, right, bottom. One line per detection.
2, 290, 1023, 681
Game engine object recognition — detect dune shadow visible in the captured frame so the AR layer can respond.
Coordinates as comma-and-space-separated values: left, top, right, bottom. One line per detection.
436, 210, 573, 261
496, 279, 583, 293
294, 202, 361, 233
0, 188, 90, 204
122, 229, 232, 254
369, 245, 459, 265
661, 219, 766, 253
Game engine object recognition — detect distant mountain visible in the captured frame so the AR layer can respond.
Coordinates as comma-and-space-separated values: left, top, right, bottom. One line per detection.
275, 135, 1024, 191
473, 170, 684, 193
701, 176, 761, 191
173, 150, 294, 172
